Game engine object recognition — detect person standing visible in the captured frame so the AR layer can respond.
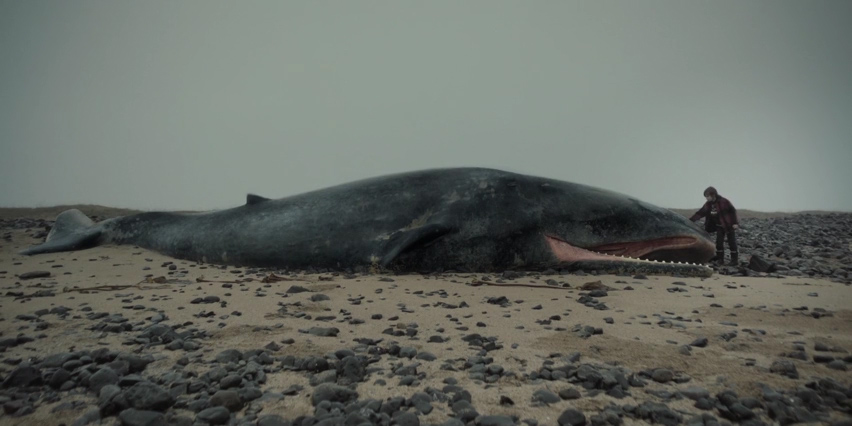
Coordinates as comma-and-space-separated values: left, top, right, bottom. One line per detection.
690, 186, 740, 266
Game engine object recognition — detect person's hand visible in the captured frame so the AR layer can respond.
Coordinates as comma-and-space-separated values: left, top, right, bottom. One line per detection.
733, 224, 739, 230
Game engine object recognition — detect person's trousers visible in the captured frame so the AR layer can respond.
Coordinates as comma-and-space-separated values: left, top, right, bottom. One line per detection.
715, 230, 738, 262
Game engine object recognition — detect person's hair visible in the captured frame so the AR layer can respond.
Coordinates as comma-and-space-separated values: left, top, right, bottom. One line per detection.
703, 186, 718, 197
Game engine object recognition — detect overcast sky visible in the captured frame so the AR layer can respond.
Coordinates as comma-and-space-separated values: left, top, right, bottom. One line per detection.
1, 1, 850, 212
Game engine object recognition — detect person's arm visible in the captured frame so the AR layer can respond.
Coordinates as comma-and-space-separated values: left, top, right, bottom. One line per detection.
689, 203, 709, 222
728, 200, 739, 229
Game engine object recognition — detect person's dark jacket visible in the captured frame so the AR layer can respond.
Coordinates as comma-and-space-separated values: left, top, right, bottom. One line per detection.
690, 195, 739, 232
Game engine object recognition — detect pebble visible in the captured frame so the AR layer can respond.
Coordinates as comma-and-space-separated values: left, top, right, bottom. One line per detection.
257, 415, 291, 426
210, 390, 243, 412
828, 360, 848, 371
311, 384, 359, 405
305, 327, 339, 337
18, 271, 51, 280
118, 408, 166, 426
123, 382, 175, 411
557, 408, 587, 426
689, 337, 708, 347
88, 368, 119, 392
559, 388, 582, 400
476, 415, 516, 426
196, 406, 230, 424
769, 359, 799, 379
651, 369, 674, 383
532, 389, 561, 404
385, 412, 415, 426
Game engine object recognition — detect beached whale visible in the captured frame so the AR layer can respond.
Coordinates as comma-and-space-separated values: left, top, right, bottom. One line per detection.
21, 168, 716, 276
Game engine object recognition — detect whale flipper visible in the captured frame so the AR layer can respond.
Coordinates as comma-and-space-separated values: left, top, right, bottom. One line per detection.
18, 209, 103, 255
246, 194, 271, 206
380, 223, 455, 266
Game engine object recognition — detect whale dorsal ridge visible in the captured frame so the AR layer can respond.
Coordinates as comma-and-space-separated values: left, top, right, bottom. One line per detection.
246, 194, 271, 205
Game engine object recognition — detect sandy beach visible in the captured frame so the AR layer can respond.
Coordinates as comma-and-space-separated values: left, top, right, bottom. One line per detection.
1, 208, 850, 426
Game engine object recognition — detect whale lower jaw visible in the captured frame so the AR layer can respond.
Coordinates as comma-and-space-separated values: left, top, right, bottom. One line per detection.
545, 235, 714, 278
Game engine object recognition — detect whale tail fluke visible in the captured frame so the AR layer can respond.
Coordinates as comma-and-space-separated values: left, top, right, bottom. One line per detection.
19, 209, 104, 255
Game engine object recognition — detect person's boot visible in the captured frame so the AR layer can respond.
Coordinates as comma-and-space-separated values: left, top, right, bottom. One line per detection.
714, 251, 725, 266
728, 251, 738, 266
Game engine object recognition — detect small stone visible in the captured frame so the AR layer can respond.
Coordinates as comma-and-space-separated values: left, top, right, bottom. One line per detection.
309, 370, 337, 386
557, 408, 587, 426
219, 374, 242, 389
532, 389, 561, 404
311, 384, 358, 406
680, 386, 709, 401
695, 398, 714, 410
395, 411, 420, 426
123, 382, 175, 411
1, 365, 42, 388
476, 415, 516, 426
88, 368, 119, 393
559, 388, 582, 400
769, 359, 799, 379
214, 349, 243, 364
49, 368, 72, 389
652, 369, 674, 383
19, 271, 51, 280
416, 352, 437, 361
747, 255, 775, 273
210, 390, 243, 412
399, 347, 418, 359
72, 409, 102, 426
118, 408, 166, 426
409, 392, 433, 415
689, 337, 708, 347
729, 403, 755, 420
306, 327, 339, 337
257, 415, 291, 426
196, 406, 230, 425
828, 360, 848, 371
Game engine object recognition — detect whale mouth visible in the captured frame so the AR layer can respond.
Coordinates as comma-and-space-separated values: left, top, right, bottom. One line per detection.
586, 236, 716, 264
545, 235, 715, 265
